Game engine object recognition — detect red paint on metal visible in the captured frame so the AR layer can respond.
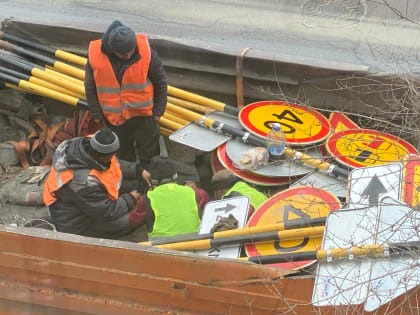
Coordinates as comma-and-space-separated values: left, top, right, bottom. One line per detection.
246, 186, 341, 269
326, 129, 418, 168
329, 111, 359, 132
217, 142, 294, 186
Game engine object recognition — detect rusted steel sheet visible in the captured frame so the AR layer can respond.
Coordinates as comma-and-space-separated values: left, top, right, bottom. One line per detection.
0, 227, 420, 314
0, 226, 318, 314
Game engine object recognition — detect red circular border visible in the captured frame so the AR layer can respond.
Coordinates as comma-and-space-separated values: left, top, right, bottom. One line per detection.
239, 101, 331, 145
245, 186, 341, 269
326, 129, 418, 168
216, 143, 295, 186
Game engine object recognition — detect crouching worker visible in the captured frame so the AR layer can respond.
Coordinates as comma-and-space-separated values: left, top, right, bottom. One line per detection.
211, 170, 268, 218
43, 128, 151, 239
129, 156, 209, 239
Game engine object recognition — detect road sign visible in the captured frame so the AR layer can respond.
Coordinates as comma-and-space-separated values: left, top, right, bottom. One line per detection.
347, 163, 402, 209
402, 154, 420, 207
328, 111, 359, 133
196, 196, 250, 259
217, 142, 293, 186
211, 149, 225, 173
239, 101, 331, 146
225, 139, 313, 178
169, 122, 229, 152
290, 170, 347, 200
245, 186, 341, 270
326, 129, 418, 168
313, 197, 420, 312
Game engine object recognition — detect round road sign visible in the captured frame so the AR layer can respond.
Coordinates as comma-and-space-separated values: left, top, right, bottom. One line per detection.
239, 101, 331, 146
326, 129, 418, 168
217, 143, 294, 186
245, 186, 341, 270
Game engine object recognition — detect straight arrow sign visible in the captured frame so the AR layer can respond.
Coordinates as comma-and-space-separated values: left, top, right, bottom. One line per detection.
347, 163, 402, 208
215, 203, 236, 213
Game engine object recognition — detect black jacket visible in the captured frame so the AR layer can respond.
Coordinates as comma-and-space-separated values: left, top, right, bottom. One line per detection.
85, 20, 167, 120
49, 137, 141, 237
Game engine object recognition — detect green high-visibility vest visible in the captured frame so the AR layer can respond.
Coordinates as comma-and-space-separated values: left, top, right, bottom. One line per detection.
224, 181, 267, 210
147, 183, 200, 238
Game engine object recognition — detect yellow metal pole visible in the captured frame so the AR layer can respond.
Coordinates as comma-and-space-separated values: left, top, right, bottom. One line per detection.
45, 66, 85, 87
167, 96, 208, 114
166, 103, 215, 128
31, 68, 86, 95
15, 80, 81, 107
52, 61, 85, 80
163, 111, 190, 126
28, 76, 85, 100
168, 85, 226, 112
160, 127, 173, 137
55, 50, 87, 66
155, 226, 324, 251
159, 116, 183, 131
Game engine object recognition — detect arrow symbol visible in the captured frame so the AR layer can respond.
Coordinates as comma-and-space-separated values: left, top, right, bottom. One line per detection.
361, 174, 387, 205
208, 247, 220, 257
215, 203, 236, 213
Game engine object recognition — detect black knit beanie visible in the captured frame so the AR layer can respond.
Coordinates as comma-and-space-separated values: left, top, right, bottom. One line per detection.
108, 25, 137, 54
149, 156, 178, 186
89, 128, 120, 156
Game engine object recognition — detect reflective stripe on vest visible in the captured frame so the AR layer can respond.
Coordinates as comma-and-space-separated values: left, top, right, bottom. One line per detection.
88, 34, 154, 125
43, 156, 122, 206
147, 183, 200, 238
224, 181, 268, 210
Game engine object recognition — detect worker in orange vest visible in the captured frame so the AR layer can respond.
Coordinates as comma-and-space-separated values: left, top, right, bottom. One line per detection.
43, 128, 151, 239
85, 20, 167, 167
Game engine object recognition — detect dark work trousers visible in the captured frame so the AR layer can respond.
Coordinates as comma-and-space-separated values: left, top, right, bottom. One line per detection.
107, 116, 160, 168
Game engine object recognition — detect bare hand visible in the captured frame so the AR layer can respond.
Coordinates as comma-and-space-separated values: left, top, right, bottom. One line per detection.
154, 115, 161, 121
130, 190, 142, 202
141, 169, 152, 187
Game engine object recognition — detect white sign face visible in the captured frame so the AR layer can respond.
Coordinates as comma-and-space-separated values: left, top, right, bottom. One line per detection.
196, 196, 250, 259
312, 206, 380, 307
313, 197, 420, 312
347, 163, 402, 209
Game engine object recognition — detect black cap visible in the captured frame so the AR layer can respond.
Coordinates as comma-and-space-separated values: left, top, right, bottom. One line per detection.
149, 156, 179, 186
108, 25, 137, 54
89, 128, 120, 156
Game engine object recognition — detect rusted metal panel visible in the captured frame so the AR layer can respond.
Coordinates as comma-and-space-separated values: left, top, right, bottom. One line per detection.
1, 226, 417, 314
0, 226, 316, 314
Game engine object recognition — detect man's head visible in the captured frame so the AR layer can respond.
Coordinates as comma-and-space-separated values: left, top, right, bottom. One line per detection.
89, 128, 120, 165
149, 156, 179, 186
211, 170, 237, 200
108, 24, 137, 60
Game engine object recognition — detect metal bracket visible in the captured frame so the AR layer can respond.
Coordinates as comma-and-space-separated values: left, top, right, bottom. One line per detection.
215, 122, 224, 134
326, 249, 332, 262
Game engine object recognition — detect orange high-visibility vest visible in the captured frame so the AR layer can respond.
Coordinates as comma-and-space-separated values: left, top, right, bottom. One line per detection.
43, 155, 122, 206
88, 34, 154, 126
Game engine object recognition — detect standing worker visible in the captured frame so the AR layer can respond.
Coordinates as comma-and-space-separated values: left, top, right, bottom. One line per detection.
43, 128, 151, 239
85, 20, 167, 167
